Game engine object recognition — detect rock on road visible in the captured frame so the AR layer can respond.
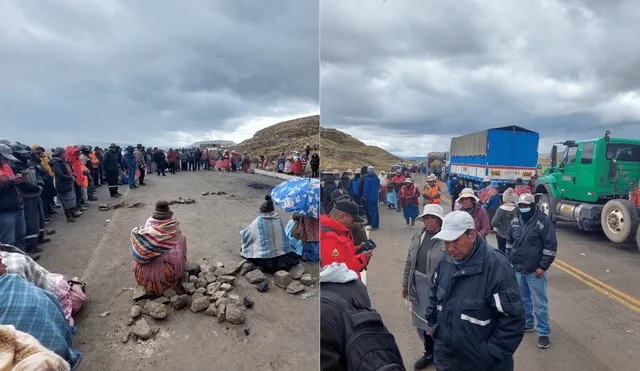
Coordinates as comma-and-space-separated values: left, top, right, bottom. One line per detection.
365, 176, 640, 371
38, 170, 319, 371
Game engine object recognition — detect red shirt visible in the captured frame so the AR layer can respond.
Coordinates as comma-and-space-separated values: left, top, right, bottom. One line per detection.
320, 214, 368, 277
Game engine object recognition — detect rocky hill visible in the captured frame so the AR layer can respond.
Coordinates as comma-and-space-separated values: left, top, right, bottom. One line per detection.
320, 127, 403, 172
233, 115, 319, 164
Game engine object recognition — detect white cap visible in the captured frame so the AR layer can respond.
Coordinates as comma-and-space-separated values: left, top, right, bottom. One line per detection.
404, 177, 413, 183
368, 165, 374, 170
427, 174, 437, 181
484, 176, 491, 182
417, 204, 444, 221
518, 193, 535, 205
432, 211, 476, 242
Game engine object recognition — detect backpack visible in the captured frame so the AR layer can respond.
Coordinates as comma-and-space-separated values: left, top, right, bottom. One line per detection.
322, 289, 405, 371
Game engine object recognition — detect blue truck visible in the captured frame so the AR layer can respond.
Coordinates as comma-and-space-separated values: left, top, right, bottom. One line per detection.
448, 125, 540, 189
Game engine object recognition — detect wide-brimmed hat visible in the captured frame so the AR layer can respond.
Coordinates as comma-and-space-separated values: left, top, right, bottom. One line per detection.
417, 204, 445, 221
404, 177, 413, 184
427, 174, 437, 182
456, 188, 479, 203
346, 169, 353, 173
0, 144, 18, 162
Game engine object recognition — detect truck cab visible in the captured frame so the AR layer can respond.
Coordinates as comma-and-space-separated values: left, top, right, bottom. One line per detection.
535, 131, 640, 250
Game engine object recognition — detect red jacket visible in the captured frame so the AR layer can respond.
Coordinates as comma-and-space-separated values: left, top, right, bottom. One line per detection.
320, 214, 368, 277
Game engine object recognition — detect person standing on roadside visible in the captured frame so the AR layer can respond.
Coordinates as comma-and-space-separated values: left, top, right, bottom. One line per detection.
506, 193, 557, 349
456, 188, 491, 238
320, 199, 372, 278
103, 143, 121, 197
363, 165, 380, 230
402, 204, 446, 370
491, 188, 517, 254
426, 211, 525, 371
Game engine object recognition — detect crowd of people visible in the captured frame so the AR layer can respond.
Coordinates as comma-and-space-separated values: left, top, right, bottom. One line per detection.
320, 163, 558, 371
273, 144, 320, 178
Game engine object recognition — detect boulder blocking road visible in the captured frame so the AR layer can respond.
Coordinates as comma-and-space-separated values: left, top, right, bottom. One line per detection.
39, 170, 319, 371
365, 176, 640, 371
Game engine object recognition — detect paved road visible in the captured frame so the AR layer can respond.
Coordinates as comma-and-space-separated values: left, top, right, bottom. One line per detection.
38, 170, 319, 371
365, 177, 640, 371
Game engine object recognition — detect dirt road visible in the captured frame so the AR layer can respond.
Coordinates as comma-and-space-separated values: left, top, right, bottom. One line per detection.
39, 170, 319, 371
365, 178, 640, 370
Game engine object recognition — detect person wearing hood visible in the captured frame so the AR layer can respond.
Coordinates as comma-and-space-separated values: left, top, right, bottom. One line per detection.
456, 188, 491, 238
309, 153, 320, 178
65, 146, 88, 211
402, 204, 446, 369
135, 144, 146, 186
363, 166, 381, 230
123, 146, 138, 189
506, 193, 557, 349
321, 262, 405, 371
79, 145, 97, 202
32, 145, 57, 218
491, 188, 517, 254
426, 211, 525, 371
0, 144, 30, 253
102, 143, 122, 197
49, 148, 82, 222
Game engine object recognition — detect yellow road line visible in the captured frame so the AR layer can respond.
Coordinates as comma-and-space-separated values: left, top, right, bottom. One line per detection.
553, 260, 640, 313
555, 259, 640, 307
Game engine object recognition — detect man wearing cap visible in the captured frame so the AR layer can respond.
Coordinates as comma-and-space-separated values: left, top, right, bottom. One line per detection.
426, 211, 525, 371
320, 168, 345, 215
320, 199, 372, 278
422, 174, 442, 207
102, 143, 121, 197
402, 204, 446, 369
456, 188, 491, 238
330, 189, 368, 246
506, 193, 557, 349
363, 165, 380, 230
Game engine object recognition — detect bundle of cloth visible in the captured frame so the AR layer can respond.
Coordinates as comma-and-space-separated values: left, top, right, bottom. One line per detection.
285, 213, 320, 262
130, 200, 187, 296
241, 195, 300, 273
0, 324, 71, 371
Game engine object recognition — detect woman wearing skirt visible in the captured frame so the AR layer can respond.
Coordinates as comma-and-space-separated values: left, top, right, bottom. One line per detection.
399, 178, 420, 228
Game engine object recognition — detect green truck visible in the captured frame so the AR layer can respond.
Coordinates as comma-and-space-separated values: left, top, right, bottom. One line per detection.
534, 131, 640, 251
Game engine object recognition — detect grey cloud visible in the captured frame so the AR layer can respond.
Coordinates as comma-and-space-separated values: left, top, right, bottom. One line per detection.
0, 0, 319, 146
320, 0, 640, 153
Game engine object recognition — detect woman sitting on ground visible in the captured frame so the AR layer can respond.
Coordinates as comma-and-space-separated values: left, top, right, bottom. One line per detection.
130, 200, 187, 296
285, 213, 320, 262
241, 195, 300, 273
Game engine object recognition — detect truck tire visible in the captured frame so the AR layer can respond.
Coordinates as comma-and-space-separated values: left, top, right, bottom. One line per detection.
539, 194, 552, 218
601, 199, 639, 244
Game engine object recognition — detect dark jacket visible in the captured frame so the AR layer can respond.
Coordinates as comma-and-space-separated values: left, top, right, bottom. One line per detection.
102, 150, 120, 172
49, 157, 75, 194
426, 236, 525, 371
321, 174, 344, 214
0, 163, 25, 212
310, 154, 320, 168
153, 151, 164, 165
123, 149, 137, 170
506, 207, 557, 273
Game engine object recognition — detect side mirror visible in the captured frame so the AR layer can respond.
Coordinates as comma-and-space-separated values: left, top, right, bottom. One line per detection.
550, 145, 558, 168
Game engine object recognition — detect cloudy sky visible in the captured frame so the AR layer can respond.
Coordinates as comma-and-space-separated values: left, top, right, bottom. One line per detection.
321, 0, 640, 156
1, 0, 319, 148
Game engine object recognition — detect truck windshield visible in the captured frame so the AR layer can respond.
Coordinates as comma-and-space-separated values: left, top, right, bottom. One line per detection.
606, 143, 640, 162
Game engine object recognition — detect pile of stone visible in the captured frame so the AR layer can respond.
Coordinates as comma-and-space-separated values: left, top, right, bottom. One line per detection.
272, 263, 316, 294
202, 190, 233, 197
98, 201, 145, 211
167, 197, 195, 205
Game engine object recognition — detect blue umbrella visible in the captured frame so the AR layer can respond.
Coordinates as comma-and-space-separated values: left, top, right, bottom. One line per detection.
270, 178, 320, 218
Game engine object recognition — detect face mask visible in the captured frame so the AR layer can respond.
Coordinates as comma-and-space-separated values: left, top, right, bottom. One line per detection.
519, 207, 531, 214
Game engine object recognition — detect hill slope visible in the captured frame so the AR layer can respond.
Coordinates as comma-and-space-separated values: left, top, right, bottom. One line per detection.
234, 115, 319, 164
320, 127, 403, 172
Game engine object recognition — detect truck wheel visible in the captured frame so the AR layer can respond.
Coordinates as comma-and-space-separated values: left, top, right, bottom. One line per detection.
539, 194, 552, 218
601, 199, 639, 244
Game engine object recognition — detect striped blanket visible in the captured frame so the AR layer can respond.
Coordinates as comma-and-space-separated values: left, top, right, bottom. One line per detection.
241, 212, 294, 259
130, 218, 183, 264
0, 274, 82, 370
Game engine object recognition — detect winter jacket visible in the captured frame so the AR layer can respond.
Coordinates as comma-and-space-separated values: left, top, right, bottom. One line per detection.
320, 215, 368, 277
466, 203, 491, 238
320, 175, 344, 214
102, 150, 120, 172
0, 162, 25, 212
123, 150, 137, 170
153, 151, 164, 165
310, 155, 320, 169
402, 228, 445, 303
134, 150, 145, 166
49, 157, 75, 194
447, 177, 458, 196
363, 172, 381, 201
491, 204, 517, 239
13, 159, 43, 199
506, 207, 557, 273
350, 177, 360, 197
399, 184, 420, 208
426, 236, 525, 371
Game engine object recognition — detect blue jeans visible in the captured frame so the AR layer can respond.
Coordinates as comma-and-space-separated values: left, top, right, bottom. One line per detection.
128, 167, 136, 187
366, 199, 379, 228
0, 209, 26, 250
516, 271, 551, 336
